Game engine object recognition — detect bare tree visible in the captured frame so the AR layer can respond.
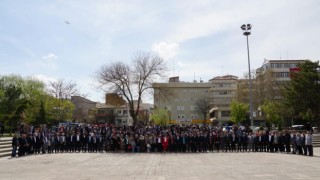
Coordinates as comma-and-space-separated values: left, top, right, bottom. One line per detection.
195, 98, 211, 124
152, 83, 177, 106
96, 52, 168, 126
47, 79, 80, 99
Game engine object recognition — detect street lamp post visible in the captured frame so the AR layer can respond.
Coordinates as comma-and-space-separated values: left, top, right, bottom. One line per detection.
241, 24, 254, 126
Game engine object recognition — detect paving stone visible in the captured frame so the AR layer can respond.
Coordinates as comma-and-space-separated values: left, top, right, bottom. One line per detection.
0, 148, 319, 180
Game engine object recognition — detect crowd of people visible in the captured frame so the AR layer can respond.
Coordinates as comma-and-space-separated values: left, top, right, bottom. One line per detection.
11, 123, 314, 157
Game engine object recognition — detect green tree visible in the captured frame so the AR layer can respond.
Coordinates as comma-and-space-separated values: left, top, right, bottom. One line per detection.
0, 75, 47, 124
34, 100, 47, 126
151, 108, 170, 125
45, 95, 75, 124
230, 101, 249, 124
0, 83, 29, 133
283, 60, 320, 127
261, 100, 282, 129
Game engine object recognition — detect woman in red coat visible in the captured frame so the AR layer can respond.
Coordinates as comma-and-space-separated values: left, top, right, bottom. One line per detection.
162, 134, 169, 152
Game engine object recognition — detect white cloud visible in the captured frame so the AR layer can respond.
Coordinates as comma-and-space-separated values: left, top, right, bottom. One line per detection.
31, 74, 57, 84
41, 53, 58, 69
152, 42, 179, 60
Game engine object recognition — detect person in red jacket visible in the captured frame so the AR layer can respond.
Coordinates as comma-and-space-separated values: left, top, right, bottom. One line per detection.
162, 134, 169, 152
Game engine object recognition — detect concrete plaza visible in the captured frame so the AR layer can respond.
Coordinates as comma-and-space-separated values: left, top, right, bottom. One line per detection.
0, 148, 319, 180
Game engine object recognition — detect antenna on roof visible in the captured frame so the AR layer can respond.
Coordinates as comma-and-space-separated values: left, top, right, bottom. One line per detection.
172, 58, 175, 76
194, 72, 195, 82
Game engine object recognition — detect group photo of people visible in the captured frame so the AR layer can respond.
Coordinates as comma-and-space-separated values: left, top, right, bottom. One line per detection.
11, 123, 314, 157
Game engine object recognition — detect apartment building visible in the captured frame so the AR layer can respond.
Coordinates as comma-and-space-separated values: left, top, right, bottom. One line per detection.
153, 77, 212, 124
209, 75, 238, 123
255, 59, 307, 101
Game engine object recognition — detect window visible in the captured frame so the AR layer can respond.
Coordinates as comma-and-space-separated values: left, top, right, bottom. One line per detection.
191, 114, 198, 119
284, 63, 290, 68
290, 63, 297, 68
219, 91, 228, 95
177, 115, 180, 119
177, 106, 180, 110
273, 72, 289, 78
181, 106, 185, 110
221, 111, 231, 117
194, 106, 198, 110
190, 106, 194, 110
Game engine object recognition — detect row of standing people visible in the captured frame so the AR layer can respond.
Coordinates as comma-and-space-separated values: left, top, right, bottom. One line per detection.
103, 130, 314, 156
11, 124, 314, 157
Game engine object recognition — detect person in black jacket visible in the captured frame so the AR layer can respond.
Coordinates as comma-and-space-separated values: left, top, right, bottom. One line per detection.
241, 132, 248, 152
54, 133, 60, 153
18, 133, 27, 156
278, 132, 285, 153
284, 131, 291, 153
267, 132, 275, 152
26, 133, 32, 155
11, 134, 18, 157
32, 133, 40, 154
224, 132, 231, 152
214, 132, 221, 152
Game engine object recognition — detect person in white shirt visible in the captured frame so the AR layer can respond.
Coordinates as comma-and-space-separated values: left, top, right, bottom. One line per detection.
305, 131, 313, 156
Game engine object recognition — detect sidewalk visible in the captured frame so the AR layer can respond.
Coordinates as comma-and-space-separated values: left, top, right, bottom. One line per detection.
0, 148, 319, 180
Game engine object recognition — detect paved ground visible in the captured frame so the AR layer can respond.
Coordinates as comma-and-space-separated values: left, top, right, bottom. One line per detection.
0, 149, 319, 180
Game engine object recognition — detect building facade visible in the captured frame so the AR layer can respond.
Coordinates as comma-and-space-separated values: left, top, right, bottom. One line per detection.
95, 103, 133, 126
235, 60, 306, 125
255, 59, 307, 101
153, 77, 212, 124
209, 75, 238, 123
94, 94, 152, 126
71, 96, 97, 123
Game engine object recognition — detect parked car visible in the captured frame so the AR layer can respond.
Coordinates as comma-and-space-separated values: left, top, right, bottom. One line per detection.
222, 126, 233, 131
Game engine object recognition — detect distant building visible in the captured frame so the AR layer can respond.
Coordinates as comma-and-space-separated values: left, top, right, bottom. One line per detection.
153, 76, 212, 124
209, 75, 238, 123
234, 59, 308, 126
95, 103, 133, 126
255, 59, 307, 101
71, 96, 97, 123
94, 93, 152, 126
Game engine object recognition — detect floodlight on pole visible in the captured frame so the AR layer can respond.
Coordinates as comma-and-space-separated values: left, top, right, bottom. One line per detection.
241, 23, 254, 126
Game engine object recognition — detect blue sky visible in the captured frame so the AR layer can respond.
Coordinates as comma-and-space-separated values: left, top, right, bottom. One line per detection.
1, 0, 320, 103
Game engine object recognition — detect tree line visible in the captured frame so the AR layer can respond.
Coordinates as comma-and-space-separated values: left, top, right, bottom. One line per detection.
0, 75, 78, 133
